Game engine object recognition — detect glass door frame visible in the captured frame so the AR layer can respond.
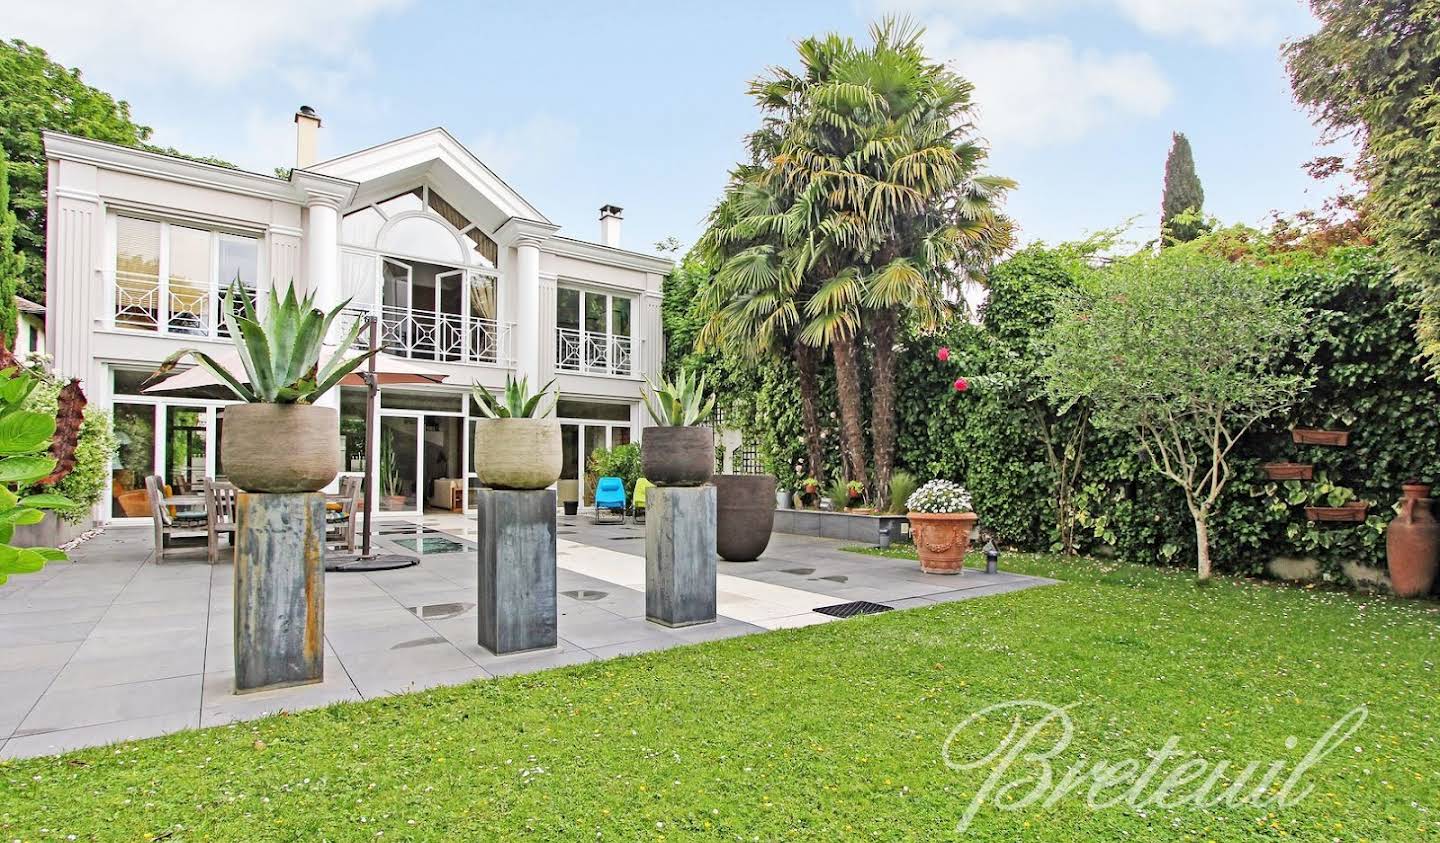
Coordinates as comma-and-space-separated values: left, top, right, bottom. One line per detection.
374, 405, 469, 518
107, 398, 234, 524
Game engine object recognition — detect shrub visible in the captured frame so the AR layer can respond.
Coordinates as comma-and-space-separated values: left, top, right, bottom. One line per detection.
886, 470, 918, 515
587, 443, 643, 502
17, 368, 116, 523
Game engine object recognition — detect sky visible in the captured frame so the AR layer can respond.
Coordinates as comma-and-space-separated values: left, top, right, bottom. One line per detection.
1, 0, 1337, 256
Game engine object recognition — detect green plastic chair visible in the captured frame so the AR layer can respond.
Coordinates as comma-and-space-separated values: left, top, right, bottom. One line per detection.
632, 477, 653, 523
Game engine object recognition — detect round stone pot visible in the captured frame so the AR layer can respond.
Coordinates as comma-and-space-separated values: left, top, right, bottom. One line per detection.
642, 426, 714, 487
907, 511, 979, 575
1386, 483, 1440, 598
714, 474, 777, 562
222, 404, 340, 493
474, 418, 562, 490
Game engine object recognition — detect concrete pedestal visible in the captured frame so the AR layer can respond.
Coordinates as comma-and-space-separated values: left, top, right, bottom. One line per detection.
234, 492, 325, 693
646, 485, 717, 627
476, 488, 557, 655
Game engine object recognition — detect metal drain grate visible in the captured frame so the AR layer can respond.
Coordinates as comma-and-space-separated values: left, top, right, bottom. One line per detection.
813, 600, 894, 618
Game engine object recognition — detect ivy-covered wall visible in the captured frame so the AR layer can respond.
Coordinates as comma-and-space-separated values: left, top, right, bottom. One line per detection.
665, 241, 1436, 581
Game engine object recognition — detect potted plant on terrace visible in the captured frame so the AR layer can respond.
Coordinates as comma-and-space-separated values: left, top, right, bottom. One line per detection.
471, 375, 561, 490
640, 371, 715, 487
148, 282, 378, 493
905, 480, 979, 575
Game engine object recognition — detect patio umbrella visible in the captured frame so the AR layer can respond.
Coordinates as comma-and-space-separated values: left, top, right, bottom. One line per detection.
144, 318, 447, 571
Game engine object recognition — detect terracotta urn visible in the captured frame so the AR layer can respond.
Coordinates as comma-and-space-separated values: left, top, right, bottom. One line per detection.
222, 404, 340, 493
714, 474, 776, 562
1386, 483, 1440, 598
473, 418, 562, 490
907, 511, 979, 575
641, 426, 714, 487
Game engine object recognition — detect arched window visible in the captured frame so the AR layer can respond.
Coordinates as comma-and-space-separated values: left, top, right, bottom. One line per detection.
340, 186, 499, 269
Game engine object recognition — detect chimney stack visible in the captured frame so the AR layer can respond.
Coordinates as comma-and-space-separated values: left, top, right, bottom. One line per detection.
294, 105, 322, 169
599, 204, 623, 248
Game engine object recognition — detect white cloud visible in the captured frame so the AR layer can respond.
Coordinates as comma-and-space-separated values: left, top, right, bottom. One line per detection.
870, 0, 1292, 46
468, 115, 581, 189
0, 0, 410, 87
921, 22, 1173, 148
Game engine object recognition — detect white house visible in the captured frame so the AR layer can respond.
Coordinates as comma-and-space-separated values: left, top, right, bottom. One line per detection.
15, 296, 45, 356
42, 108, 672, 525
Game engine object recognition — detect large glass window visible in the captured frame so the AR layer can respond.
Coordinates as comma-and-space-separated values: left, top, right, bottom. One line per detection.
556, 287, 636, 376
112, 216, 259, 338
165, 406, 208, 492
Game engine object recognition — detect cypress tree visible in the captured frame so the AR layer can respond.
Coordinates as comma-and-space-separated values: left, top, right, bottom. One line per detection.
0, 148, 22, 348
1161, 132, 1206, 243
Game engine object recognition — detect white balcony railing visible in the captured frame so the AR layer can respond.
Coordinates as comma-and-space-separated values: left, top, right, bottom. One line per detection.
113, 272, 256, 339
556, 327, 632, 376
338, 305, 514, 367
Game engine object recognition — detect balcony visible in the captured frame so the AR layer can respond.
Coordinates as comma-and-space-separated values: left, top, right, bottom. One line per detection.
556, 328, 633, 377
113, 273, 255, 340
338, 305, 514, 367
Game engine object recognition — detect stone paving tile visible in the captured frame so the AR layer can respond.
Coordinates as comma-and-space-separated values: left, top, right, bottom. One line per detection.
351, 664, 493, 699
1, 711, 200, 759
17, 674, 202, 736
51, 647, 206, 691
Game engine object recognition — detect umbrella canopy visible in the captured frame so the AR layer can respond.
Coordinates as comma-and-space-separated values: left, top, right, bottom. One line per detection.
142, 346, 449, 393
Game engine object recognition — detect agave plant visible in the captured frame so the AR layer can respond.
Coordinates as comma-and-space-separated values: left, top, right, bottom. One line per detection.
147, 281, 379, 403
471, 375, 557, 419
641, 371, 716, 427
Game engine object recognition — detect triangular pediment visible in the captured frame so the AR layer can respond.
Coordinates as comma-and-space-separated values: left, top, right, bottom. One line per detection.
310, 128, 549, 235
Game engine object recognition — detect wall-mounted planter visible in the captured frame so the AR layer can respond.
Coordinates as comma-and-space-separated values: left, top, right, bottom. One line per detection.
1262, 462, 1315, 481
1292, 428, 1350, 447
1305, 502, 1369, 522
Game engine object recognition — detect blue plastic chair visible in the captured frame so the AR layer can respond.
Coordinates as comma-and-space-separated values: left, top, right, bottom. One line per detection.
593, 476, 627, 524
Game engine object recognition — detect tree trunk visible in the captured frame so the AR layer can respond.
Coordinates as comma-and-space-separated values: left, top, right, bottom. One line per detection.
831, 332, 870, 492
791, 342, 825, 480
1193, 512, 1212, 581
867, 308, 899, 510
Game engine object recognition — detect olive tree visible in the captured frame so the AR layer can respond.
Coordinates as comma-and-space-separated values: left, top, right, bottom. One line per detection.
1040, 252, 1312, 580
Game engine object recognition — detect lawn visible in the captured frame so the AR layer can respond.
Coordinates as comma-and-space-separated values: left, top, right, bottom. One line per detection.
2, 550, 1437, 841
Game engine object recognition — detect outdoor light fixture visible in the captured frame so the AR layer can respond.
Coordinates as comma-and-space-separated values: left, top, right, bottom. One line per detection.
983, 540, 999, 575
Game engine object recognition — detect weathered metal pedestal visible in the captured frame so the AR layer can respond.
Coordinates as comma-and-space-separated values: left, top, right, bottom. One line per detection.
234, 492, 326, 693
646, 485, 717, 627
476, 488, 557, 655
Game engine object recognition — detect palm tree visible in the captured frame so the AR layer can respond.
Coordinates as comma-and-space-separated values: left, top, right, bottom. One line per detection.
700, 18, 1012, 505
767, 19, 1014, 506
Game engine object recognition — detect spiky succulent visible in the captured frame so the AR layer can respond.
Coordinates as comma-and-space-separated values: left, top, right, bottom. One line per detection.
471, 375, 557, 419
641, 370, 716, 427
148, 281, 379, 404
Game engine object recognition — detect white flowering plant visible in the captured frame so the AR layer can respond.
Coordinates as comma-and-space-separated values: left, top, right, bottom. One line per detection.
905, 479, 973, 514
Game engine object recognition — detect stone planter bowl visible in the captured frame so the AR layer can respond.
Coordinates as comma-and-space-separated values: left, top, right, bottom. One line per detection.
474, 418, 562, 490
714, 474, 777, 561
907, 511, 979, 575
222, 404, 340, 493
642, 426, 714, 487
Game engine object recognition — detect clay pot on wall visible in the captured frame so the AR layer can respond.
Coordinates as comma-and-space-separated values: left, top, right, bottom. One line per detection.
222, 404, 340, 493
714, 475, 777, 562
473, 418, 563, 490
1386, 483, 1440, 598
641, 426, 714, 487
906, 511, 979, 575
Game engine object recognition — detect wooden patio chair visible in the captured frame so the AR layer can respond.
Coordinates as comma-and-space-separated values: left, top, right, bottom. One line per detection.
144, 474, 207, 563
203, 479, 239, 564
325, 475, 362, 552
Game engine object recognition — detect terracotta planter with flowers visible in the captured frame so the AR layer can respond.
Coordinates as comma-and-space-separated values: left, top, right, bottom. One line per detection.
905, 480, 978, 574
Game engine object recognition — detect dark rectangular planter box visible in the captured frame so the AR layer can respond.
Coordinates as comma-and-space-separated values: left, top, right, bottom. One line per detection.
772, 508, 909, 545
1292, 429, 1350, 447
1262, 462, 1314, 481
1305, 502, 1369, 522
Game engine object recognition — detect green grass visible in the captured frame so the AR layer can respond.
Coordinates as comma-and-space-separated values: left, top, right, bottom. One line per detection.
3, 550, 1438, 841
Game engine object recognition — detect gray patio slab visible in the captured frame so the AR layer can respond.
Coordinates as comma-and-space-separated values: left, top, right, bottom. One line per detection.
0, 519, 1051, 759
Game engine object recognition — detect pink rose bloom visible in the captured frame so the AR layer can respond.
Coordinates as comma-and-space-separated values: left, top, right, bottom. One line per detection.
937, 347, 950, 362
954, 377, 969, 392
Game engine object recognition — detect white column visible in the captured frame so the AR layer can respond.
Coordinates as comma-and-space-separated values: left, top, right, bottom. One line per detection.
513, 237, 542, 384
303, 199, 340, 311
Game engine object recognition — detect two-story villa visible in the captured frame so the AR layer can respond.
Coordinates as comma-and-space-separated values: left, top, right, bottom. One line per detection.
42, 108, 672, 525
